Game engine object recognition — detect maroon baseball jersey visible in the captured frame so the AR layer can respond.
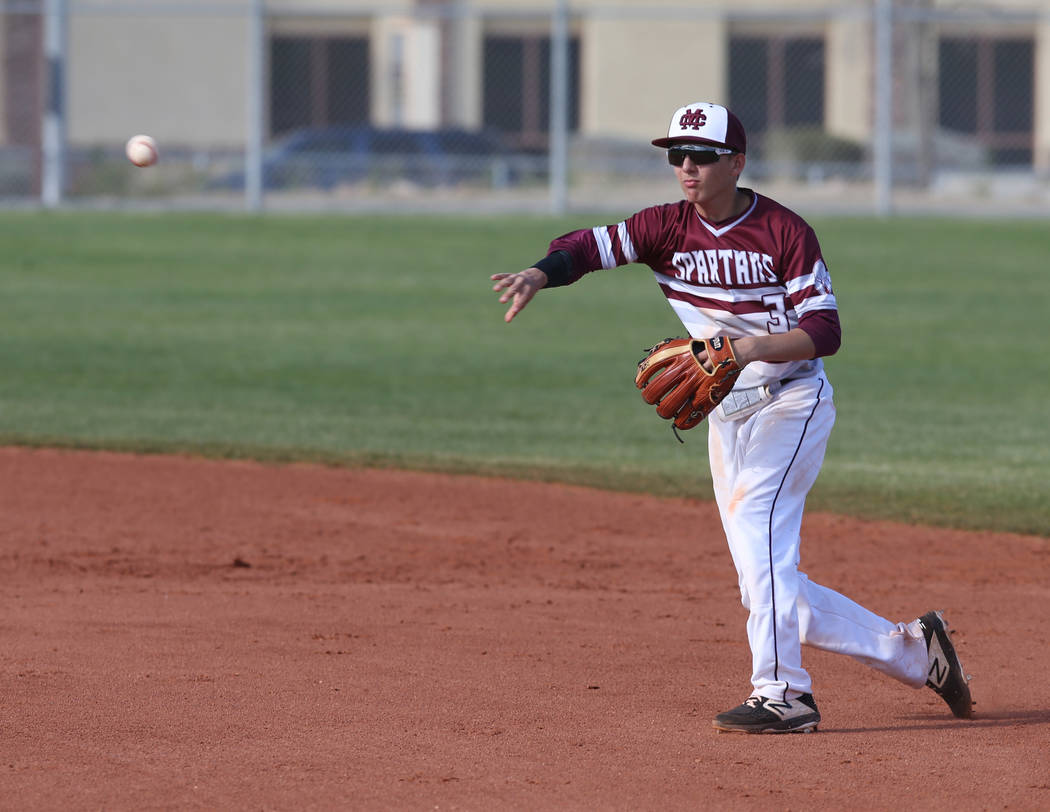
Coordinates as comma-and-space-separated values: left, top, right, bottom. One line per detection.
547, 190, 837, 388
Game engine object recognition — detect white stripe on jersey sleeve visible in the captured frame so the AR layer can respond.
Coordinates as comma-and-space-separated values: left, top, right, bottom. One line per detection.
592, 226, 616, 269
617, 221, 638, 264
794, 293, 838, 316
787, 260, 834, 296
786, 275, 816, 295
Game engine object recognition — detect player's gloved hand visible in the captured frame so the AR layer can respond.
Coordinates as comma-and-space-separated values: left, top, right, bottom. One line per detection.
491, 268, 548, 323
635, 336, 743, 430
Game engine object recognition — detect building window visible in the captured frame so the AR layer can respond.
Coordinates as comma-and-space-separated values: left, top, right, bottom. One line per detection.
939, 37, 1033, 165
729, 36, 824, 135
270, 36, 370, 137
482, 35, 580, 150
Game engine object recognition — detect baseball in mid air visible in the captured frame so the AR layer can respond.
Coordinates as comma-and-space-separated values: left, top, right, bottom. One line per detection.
125, 134, 158, 167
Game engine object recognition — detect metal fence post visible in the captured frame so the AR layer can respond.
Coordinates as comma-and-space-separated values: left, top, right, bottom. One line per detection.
873, 0, 893, 216
245, 0, 265, 211
549, 0, 570, 215
42, 0, 68, 208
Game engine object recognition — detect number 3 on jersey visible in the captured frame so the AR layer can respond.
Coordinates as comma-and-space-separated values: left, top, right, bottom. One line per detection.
762, 293, 789, 334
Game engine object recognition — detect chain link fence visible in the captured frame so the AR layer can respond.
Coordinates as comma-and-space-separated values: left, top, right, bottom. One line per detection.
1, 0, 1047, 216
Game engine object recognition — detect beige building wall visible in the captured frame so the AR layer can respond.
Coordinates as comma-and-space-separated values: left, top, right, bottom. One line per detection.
448, 12, 484, 128
371, 15, 442, 128
1034, 22, 1050, 170
67, 13, 249, 147
825, 16, 872, 143
580, 17, 727, 142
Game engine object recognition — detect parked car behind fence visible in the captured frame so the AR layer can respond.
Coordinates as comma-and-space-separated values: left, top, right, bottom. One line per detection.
209, 125, 546, 191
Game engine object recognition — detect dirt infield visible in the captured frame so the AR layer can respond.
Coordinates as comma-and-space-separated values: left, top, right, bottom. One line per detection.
2, 447, 1048, 811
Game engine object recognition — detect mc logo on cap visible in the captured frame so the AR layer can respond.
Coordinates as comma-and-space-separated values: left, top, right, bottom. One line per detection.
652, 102, 747, 154
678, 108, 708, 130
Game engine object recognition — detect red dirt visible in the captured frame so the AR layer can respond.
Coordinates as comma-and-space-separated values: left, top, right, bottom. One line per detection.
2, 446, 1048, 811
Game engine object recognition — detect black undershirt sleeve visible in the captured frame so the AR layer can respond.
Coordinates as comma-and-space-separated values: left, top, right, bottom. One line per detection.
531, 250, 574, 288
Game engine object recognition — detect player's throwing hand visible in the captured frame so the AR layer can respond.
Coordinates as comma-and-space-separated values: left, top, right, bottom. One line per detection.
491, 268, 548, 323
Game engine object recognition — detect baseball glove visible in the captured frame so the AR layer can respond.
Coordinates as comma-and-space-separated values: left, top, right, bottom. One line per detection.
635, 336, 742, 430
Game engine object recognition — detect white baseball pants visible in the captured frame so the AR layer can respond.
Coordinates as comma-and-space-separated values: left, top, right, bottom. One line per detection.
707, 374, 928, 700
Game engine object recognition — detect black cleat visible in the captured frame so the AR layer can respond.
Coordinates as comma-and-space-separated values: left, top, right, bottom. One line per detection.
712, 693, 820, 734
918, 611, 974, 719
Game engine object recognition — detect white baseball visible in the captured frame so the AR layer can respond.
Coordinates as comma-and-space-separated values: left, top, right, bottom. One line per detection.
125, 134, 158, 167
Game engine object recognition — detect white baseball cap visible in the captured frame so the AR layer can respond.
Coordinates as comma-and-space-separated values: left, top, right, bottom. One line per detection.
651, 102, 747, 153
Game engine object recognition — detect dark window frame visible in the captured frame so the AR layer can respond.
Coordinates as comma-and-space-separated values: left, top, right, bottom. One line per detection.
482, 33, 580, 150
729, 34, 825, 136
270, 35, 370, 137
938, 35, 1033, 165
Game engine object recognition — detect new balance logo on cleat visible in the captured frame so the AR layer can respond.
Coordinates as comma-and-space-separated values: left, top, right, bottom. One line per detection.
712, 694, 820, 734
918, 611, 974, 719
761, 698, 791, 715
927, 634, 950, 688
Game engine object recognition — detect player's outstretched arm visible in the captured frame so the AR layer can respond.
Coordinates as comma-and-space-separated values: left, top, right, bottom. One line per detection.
491, 267, 549, 323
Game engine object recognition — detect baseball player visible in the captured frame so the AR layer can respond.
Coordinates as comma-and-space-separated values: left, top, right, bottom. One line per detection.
490, 102, 973, 733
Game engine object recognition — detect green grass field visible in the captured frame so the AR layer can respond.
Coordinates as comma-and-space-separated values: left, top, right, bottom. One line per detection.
1, 211, 1046, 536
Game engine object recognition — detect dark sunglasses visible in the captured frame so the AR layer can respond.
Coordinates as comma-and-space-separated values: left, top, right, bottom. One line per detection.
667, 146, 734, 167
